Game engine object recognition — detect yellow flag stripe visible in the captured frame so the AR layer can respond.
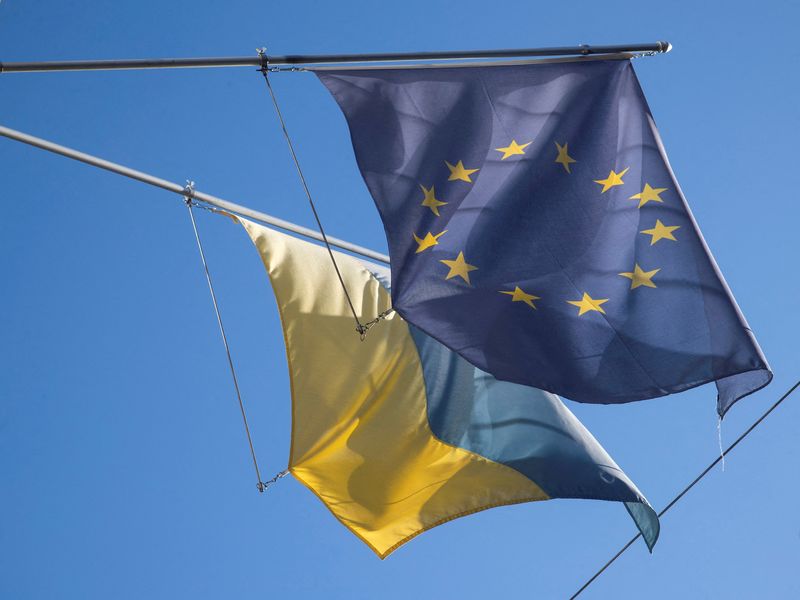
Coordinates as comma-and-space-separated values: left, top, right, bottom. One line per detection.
239, 218, 547, 557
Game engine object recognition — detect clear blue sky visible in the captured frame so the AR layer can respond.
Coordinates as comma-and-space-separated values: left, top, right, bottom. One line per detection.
1, 1, 798, 598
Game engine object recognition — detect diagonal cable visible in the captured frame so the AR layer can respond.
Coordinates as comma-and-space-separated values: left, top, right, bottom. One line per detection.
570, 379, 800, 599
185, 193, 267, 491
257, 57, 370, 337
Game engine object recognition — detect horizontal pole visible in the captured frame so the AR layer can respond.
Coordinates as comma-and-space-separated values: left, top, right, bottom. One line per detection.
0, 42, 670, 73
0, 124, 390, 265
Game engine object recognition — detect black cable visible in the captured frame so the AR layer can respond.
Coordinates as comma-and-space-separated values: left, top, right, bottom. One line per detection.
570, 379, 800, 599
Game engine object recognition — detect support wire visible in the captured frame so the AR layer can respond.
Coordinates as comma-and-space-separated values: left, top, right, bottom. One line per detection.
185, 191, 268, 492
570, 379, 800, 599
258, 53, 374, 337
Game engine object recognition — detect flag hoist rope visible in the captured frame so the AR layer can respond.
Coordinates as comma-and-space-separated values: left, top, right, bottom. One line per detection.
570, 379, 800, 599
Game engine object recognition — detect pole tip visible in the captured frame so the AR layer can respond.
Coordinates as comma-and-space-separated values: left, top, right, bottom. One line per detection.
658, 41, 673, 53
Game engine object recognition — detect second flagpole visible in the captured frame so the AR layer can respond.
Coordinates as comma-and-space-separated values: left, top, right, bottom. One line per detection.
0, 124, 390, 265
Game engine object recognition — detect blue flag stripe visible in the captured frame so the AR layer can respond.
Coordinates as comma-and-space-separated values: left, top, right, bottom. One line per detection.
366, 261, 659, 550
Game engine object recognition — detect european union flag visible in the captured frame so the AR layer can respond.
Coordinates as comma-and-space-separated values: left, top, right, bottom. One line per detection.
318, 58, 771, 416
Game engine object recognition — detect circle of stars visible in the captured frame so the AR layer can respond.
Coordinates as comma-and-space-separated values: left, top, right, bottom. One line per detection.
409, 135, 682, 318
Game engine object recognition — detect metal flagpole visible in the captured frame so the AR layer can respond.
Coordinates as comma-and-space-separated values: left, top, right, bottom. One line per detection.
0, 42, 670, 73
0, 124, 390, 265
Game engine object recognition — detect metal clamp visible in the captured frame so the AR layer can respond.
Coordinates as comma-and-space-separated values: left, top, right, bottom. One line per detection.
357, 307, 395, 341
256, 47, 269, 72
257, 469, 290, 493
256, 46, 306, 72
182, 180, 196, 205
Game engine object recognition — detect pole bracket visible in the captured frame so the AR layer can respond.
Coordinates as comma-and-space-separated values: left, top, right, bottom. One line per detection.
182, 180, 196, 205
256, 47, 269, 72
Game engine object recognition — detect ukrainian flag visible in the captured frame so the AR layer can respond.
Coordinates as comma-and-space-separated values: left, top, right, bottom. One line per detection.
239, 217, 658, 558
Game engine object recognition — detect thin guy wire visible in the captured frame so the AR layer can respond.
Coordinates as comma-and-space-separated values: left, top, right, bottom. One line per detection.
186, 199, 266, 491
258, 64, 367, 335
570, 379, 800, 599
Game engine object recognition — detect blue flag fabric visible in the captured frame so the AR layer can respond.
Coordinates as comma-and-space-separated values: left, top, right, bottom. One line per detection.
317, 58, 771, 416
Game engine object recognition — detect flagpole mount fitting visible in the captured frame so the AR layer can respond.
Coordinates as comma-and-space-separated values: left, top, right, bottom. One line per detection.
257, 47, 269, 72
183, 180, 196, 205
257, 46, 304, 72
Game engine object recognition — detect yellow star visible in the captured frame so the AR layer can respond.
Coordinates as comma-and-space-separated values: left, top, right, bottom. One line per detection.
500, 286, 540, 309
629, 183, 667, 208
419, 184, 447, 216
440, 252, 478, 284
640, 219, 680, 245
619, 263, 660, 289
445, 160, 480, 183
495, 139, 532, 160
413, 230, 447, 253
594, 167, 630, 193
554, 142, 577, 173
567, 292, 609, 316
